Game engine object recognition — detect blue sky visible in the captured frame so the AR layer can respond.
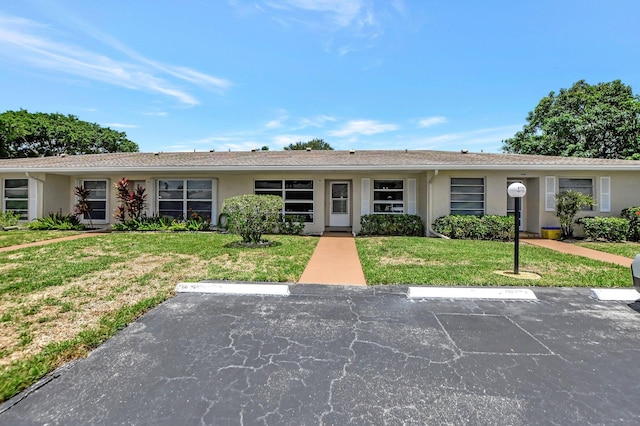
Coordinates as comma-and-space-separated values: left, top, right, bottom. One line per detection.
1, 1, 639, 153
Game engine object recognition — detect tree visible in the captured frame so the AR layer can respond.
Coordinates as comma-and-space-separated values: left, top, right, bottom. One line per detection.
555, 190, 595, 240
284, 138, 333, 151
0, 109, 139, 158
502, 80, 640, 159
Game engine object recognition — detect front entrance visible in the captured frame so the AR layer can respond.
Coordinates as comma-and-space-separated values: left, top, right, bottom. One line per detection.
329, 181, 350, 227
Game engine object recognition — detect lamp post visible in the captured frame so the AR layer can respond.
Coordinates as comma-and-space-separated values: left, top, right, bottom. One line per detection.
507, 182, 527, 275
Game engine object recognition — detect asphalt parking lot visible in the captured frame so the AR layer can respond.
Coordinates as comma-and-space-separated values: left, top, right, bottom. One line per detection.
2, 285, 640, 425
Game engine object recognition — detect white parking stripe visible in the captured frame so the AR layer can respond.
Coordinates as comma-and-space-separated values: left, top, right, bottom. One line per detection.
408, 287, 537, 300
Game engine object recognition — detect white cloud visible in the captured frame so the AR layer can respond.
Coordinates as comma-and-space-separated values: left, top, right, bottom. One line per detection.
235, 0, 407, 52
329, 119, 399, 137
0, 12, 231, 106
104, 123, 139, 129
298, 114, 336, 128
417, 116, 447, 128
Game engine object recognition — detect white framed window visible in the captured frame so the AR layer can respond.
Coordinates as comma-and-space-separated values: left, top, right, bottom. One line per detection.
80, 179, 108, 222
450, 178, 485, 215
158, 179, 214, 220
254, 179, 314, 222
3, 178, 29, 220
559, 178, 594, 211
373, 180, 404, 214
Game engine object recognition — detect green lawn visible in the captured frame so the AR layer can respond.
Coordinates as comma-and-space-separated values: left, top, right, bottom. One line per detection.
0, 232, 318, 403
356, 237, 630, 287
576, 241, 640, 259
0, 230, 81, 248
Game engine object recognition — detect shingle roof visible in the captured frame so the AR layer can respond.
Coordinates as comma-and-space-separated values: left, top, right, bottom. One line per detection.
0, 149, 639, 172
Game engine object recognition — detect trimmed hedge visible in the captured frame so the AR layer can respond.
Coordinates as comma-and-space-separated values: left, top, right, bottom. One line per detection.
432, 215, 515, 241
358, 214, 424, 236
578, 216, 629, 242
621, 207, 640, 242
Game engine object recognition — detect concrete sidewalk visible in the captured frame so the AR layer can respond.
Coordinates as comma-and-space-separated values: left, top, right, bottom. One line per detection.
298, 232, 366, 285
522, 238, 633, 267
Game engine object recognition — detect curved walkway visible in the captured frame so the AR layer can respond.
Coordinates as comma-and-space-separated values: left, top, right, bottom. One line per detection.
521, 238, 633, 267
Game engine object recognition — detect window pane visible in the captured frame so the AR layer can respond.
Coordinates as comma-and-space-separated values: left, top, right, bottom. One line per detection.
285, 202, 314, 213
256, 190, 283, 197
255, 180, 282, 190
187, 180, 212, 190
5, 179, 28, 189
159, 201, 183, 219
374, 180, 403, 190
159, 180, 184, 199
331, 184, 348, 198
450, 178, 484, 215
332, 199, 347, 214
451, 178, 484, 186
285, 180, 313, 189
374, 191, 403, 201
5, 200, 28, 210
286, 190, 313, 200
187, 201, 212, 218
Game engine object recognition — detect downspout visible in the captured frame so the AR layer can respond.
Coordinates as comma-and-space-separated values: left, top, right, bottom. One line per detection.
427, 170, 449, 239
25, 172, 45, 183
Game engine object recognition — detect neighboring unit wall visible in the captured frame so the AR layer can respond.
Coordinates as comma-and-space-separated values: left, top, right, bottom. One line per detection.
42, 174, 71, 217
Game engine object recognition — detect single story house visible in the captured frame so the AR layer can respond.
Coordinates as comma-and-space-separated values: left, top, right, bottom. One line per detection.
1, 149, 639, 236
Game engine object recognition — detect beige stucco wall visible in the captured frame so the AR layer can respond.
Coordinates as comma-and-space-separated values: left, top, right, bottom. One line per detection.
4, 168, 639, 237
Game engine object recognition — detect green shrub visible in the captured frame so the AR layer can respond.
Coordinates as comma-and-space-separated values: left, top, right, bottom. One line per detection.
432, 215, 515, 241
621, 207, 640, 242
555, 190, 595, 239
578, 216, 630, 242
28, 213, 85, 231
358, 214, 424, 236
111, 213, 210, 232
221, 194, 283, 244
279, 215, 306, 235
0, 211, 20, 228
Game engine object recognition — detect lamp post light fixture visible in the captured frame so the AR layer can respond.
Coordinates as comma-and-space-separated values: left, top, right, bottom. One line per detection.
507, 182, 527, 275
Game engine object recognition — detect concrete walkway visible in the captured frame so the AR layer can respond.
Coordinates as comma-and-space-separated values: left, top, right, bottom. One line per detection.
298, 232, 367, 285
522, 238, 633, 267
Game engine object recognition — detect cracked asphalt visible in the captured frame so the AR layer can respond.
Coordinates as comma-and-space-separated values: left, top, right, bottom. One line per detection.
2, 285, 640, 425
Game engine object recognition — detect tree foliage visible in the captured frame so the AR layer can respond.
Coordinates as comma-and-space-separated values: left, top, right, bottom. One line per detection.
0, 109, 139, 158
502, 80, 640, 159
221, 194, 283, 244
283, 138, 333, 151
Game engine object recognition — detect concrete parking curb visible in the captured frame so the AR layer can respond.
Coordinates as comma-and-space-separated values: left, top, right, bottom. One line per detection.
407, 287, 538, 300
175, 282, 290, 296
589, 288, 640, 301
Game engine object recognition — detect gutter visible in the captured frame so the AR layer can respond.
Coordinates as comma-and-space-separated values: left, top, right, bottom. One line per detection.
427, 170, 449, 239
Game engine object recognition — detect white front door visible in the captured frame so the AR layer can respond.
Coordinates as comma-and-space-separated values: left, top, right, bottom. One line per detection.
329, 182, 350, 227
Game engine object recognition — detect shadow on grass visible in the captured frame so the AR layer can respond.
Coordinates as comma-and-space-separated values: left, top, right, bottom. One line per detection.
223, 240, 282, 249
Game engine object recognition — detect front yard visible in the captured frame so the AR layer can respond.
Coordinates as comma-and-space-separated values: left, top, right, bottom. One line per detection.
0, 231, 636, 403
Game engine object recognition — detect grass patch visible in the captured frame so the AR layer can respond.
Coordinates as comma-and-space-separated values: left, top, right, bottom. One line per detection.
356, 237, 630, 287
0, 230, 81, 249
0, 232, 318, 403
576, 241, 640, 259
